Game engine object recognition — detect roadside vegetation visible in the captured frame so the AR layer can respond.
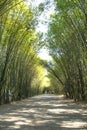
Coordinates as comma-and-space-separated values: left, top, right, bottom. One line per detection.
0, 0, 48, 104
47, 0, 87, 101
0, 0, 87, 105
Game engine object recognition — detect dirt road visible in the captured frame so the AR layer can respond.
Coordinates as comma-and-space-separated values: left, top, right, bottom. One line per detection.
0, 94, 87, 130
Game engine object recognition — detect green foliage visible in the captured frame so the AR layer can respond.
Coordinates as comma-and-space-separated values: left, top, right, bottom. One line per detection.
47, 0, 87, 100
0, 0, 46, 104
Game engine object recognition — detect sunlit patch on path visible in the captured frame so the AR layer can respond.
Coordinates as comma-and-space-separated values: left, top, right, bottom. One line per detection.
0, 94, 87, 130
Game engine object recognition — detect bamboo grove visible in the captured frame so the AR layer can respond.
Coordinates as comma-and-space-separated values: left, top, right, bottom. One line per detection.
47, 0, 87, 101
0, 0, 47, 104
1, 0, 87, 104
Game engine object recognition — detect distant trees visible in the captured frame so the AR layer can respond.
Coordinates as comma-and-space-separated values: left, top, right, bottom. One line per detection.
47, 0, 87, 100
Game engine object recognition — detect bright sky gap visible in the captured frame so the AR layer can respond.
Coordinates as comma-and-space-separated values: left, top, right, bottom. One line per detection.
26, 0, 55, 60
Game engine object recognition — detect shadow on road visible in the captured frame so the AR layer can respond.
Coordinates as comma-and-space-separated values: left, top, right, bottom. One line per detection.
0, 94, 87, 130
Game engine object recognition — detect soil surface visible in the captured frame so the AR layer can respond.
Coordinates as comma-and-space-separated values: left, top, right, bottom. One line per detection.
0, 94, 87, 130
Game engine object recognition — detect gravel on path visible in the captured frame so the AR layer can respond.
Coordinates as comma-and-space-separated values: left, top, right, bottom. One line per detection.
0, 94, 87, 130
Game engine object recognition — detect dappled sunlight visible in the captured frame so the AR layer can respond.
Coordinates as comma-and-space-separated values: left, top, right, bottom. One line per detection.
0, 95, 87, 129
61, 121, 87, 128
48, 108, 80, 114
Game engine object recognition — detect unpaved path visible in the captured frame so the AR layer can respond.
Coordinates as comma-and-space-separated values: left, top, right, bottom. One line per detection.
0, 94, 87, 130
